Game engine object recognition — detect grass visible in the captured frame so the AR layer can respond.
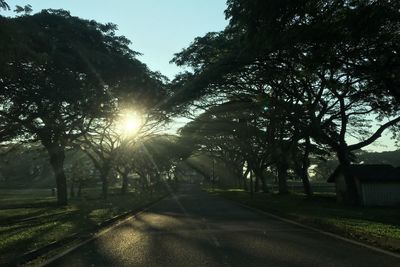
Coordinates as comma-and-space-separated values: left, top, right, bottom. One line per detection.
206, 188, 400, 253
0, 186, 172, 265
0, 189, 56, 208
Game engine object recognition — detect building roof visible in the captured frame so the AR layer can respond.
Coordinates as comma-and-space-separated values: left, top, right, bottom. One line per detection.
327, 164, 400, 183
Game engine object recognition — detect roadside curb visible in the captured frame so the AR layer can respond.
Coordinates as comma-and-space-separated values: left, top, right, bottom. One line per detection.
226, 199, 400, 260
9, 193, 170, 267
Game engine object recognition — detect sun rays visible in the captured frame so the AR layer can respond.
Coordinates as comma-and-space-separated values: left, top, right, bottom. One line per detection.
117, 110, 144, 136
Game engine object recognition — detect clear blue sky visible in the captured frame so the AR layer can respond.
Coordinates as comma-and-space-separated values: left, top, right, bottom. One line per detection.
5, 0, 228, 79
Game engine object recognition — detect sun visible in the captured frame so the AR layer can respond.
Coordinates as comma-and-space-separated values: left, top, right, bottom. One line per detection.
118, 111, 143, 136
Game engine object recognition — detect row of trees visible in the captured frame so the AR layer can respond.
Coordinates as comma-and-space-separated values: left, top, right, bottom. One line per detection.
0, 6, 185, 204
69, 132, 190, 199
171, 0, 400, 204
2, 1, 399, 205
0, 132, 192, 198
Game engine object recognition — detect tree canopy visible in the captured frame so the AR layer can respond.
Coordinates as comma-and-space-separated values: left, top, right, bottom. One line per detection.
171, 0, 400, 204
0, 9, 167, 204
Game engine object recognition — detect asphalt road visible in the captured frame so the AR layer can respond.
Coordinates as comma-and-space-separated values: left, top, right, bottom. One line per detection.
47, 184, 400, 267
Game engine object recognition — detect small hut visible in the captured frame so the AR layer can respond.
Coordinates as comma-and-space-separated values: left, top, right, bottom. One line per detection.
327, 164, 400, 206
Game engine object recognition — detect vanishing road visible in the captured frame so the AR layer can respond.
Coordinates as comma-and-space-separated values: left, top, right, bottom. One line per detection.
48, 184, 400, 267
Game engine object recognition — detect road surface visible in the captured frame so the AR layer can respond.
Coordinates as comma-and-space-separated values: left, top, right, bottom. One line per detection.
47, 184, 400, 267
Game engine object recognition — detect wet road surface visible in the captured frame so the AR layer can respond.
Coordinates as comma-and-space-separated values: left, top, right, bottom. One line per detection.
47, 184, 400, 267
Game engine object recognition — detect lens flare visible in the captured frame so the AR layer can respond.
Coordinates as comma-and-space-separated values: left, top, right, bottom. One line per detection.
118, 111, 143, 136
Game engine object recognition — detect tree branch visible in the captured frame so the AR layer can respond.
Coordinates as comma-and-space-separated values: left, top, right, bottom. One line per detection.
348, 116, 400, 151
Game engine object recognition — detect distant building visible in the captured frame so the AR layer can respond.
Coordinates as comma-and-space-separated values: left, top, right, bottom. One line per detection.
327, 164, 400, 206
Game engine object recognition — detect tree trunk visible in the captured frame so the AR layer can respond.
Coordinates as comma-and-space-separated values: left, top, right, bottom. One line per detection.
300, 137, 312, 196
46, 143, 68, 205
99, 161, 112, 200
101, 174, 109, 200
234, 166, 242, 188
277, 162, 289, 194
337, 149, 359, 205
77, 181, 82, 198
249, 170, 254, 198
242, 168, 250, 191
298, 166, 312, 196
260, 172, 268, 193
299, 166, 312, 196
254, 167, 268, 193
121, 172, 129, 194
254, 172, 260, 192
248, 161, 260, 192
100, 166, 110, 200
70, 180, 75, 198
140, 174, 147, 192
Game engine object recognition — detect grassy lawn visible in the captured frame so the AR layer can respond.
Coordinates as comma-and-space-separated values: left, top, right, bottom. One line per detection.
0, 186, 172, 265
0, 189, 56, 208
207, 188, 400, 253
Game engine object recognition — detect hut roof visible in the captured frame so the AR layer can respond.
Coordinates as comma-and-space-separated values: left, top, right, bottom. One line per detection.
327, 164, 400, 183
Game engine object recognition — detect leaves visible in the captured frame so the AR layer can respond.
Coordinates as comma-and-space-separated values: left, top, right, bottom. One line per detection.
0, 0, 9, 11
171, 0, 400, 193
14, 5, 32, 15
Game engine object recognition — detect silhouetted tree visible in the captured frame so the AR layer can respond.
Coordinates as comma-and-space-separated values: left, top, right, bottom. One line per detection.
0, 10, 162, 205
0, 0, 9, 11
172, 0, 400, 204
77, 119, 121, 199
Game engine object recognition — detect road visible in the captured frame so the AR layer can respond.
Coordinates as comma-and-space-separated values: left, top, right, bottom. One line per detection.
47, 184, 400, 267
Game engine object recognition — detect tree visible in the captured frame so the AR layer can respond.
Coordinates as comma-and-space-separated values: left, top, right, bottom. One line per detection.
78, 118, 127, 199
66, 151, 93, 198
79, 105, 169, 199
0, 0, 9, 11
0, 10, 161, 205
172, 0, 400, 204
179, 99, 274, 192
141, 135, 193, 176
14, 5, 32, 15
0, 143, 50, 187
114, 144, 137, 194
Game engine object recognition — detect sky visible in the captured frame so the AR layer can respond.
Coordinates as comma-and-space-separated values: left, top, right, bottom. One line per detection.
4, 0, 229, 79
3, 1, 398, 152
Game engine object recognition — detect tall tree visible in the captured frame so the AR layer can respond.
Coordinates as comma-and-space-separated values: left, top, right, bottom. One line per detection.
77, 119, 122, 199
0, 10, 163, 205
172, 0, 400, 204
